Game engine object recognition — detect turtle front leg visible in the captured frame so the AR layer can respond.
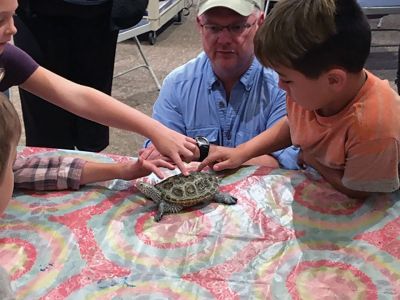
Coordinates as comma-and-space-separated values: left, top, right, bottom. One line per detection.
155, 202, 166, 222
154, 202, 184, 222
214, 192, 237, 205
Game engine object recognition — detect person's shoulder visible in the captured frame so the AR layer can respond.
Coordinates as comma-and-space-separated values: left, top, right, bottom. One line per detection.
366, 71, 397, 97
254, 59, 284, 98
256, 59, 280, 85
351, 70, 400, 140
360, 70, 399, 109
3, 43, 22, 58
1, 43, 39, 88
165, 52, 210, 83
3, 43, 38, 66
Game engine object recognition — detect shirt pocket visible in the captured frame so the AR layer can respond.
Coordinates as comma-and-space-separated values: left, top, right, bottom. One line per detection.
186, 127, 221, 145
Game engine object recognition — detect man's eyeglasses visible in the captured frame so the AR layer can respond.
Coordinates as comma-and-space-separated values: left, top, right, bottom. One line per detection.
199, 21, 257, 35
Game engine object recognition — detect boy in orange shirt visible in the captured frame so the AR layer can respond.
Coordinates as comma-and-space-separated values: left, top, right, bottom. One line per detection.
198, 0, 400, 199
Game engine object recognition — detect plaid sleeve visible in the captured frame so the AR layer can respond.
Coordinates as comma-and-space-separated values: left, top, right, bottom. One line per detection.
13, 156, 86, 191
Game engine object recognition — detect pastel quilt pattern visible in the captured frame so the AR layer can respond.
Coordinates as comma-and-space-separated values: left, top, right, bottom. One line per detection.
1, 148, 399, 299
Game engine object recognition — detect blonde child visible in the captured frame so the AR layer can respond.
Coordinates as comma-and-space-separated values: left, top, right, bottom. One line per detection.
199, 0, 400, 199
0, 91, 176, 297
0, 92, 175, 213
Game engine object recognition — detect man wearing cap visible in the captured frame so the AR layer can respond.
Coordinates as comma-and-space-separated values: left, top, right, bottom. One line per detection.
143, 0, 299, 169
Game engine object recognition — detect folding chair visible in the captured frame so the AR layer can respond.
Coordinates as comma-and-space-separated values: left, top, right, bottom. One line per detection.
113, 19, 162, 90
357, 0, 400, 92
357, 0, 400, 46
264, 0, 277, 14
358, 0, 400, 17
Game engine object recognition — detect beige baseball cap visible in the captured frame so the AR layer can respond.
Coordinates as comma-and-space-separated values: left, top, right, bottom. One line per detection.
197, 0, 263, 16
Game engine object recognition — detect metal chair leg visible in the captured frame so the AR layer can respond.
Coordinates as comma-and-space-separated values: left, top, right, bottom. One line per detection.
114, 36, 161, 91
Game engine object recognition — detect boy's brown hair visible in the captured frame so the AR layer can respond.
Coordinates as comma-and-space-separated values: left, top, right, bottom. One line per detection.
0, 92, 21, 181
254, 0, 371, 78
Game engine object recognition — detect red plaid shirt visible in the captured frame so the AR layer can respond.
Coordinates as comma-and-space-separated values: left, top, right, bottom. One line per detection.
13, 157, 86, 191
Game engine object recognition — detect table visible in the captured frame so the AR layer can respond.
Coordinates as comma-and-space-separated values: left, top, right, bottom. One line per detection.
1, 147, 400, 299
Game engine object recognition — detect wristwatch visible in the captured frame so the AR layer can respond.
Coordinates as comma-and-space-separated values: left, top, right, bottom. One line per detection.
195, 136, 210, 162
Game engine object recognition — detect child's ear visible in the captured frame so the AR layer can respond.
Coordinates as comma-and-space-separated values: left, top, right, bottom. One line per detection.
326, 69, 347, 91
257, 12, 265, 25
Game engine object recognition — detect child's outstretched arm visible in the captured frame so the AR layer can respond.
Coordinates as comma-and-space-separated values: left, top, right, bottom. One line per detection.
13, 156, 174, 191
198, 117, 292, 171
20, 67, 196, 175
80, 158, 174, 185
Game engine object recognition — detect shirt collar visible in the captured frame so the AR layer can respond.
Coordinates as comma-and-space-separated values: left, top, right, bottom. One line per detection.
206, 56, 260, 91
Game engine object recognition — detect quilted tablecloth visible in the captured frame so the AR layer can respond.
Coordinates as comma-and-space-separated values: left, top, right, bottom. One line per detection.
1, 147, 399, 299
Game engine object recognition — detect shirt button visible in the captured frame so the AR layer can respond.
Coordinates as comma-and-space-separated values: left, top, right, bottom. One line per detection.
226, 131, 231, 140
219, 101, 225, 109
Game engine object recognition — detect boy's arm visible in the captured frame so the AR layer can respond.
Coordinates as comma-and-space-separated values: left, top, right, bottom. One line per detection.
14, 156, 175, 191
198, 117, 292, 171
300, 151, 373, 199
80, 158, 174, 184
13, 156, 85, 191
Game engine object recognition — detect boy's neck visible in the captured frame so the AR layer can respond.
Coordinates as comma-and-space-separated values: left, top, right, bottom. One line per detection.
317, 70, 367, 117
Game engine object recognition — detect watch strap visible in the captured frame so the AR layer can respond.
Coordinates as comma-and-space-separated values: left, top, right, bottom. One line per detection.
195, 136, 210, 162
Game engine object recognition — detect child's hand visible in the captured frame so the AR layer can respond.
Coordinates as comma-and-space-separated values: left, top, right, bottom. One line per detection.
139, 144, 197, 164
197, 146, 246, 171
138, 145, 172, 162
121, 158, 175, 180
150, 125, 197, 176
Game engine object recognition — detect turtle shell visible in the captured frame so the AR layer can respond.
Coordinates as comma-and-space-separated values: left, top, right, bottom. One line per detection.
155, 172, 219, 206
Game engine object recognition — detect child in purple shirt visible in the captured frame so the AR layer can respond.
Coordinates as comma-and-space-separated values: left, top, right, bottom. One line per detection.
0, 0, 197, 176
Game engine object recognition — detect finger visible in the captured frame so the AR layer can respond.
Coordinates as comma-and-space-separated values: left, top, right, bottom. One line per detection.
179, 147, 196, 160
212, 160, 232, 171
197, 158, 211, 171
185, 136, 196, 144
147, 163, 165, 179
141, 148, 155, 160
162, 156, 174, 163
197, 152, 219, 171
155, 159, 175, 170
183, 156, 192, 164
136, 156, 144, 166
138, 147, 150, 156
184, 141, 197, 152
197, 163, 206, 171
157, 155, 174, 164
139, 151, 149, 160
171, 154, 189, 176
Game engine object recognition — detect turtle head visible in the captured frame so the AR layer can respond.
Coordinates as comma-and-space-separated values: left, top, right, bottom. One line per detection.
136, 181, 162, 204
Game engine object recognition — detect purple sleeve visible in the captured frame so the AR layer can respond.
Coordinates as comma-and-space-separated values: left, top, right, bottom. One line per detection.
0, 43, 39, 91
13, 156, 86, 191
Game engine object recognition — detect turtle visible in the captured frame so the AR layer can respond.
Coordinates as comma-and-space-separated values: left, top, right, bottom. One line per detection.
136, 172, 237, 222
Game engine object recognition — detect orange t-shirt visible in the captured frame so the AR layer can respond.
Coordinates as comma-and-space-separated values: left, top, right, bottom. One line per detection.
287, 70, 400, 192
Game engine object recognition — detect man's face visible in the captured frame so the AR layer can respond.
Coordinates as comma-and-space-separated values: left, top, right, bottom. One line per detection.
197, 7, 263, 78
